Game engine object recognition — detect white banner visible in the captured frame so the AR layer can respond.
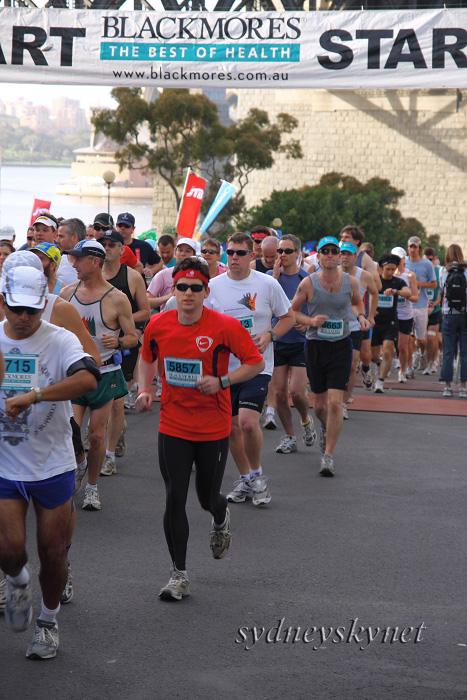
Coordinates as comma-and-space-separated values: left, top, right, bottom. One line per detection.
1, 8, 467, 89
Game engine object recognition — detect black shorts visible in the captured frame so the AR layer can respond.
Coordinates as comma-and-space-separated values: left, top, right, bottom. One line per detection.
121, 344, 140, 382
350, 330, 363, 353
428, 310, 442, 327
362, 329, 371, 341
274, 341, 306, 368
398, 318, 414, 336
371, 320, 398, 346
305, 337, 352, 395
70, 417, 83, 457
230, 374, 270, 417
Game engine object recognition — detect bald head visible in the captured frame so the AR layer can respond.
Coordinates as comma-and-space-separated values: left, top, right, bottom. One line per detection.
262, 236, 279, 254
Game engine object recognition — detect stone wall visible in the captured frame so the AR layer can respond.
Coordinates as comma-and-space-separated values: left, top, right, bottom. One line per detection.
235, 88, 467, 251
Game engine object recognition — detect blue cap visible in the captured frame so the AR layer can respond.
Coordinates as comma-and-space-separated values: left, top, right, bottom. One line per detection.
317, 236, 340, 251
64, 239, 106, 260
339, 241, 357, 254
116, 212, 135, 227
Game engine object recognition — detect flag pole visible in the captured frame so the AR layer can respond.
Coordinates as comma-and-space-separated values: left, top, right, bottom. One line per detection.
175, 167, 191, 230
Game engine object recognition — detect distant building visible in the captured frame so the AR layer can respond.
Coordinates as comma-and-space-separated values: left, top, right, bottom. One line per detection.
51, 97, 88, 134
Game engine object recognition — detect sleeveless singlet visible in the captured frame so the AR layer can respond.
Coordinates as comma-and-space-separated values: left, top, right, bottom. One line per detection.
42, 293, 58, 323
107, 264, 139, 316
396, 271, 413, 320
349, 267, 365, 333
69, 283, 120, 373
306, 271, 352, 342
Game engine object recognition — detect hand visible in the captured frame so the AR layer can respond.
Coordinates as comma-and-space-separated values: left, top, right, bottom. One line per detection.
253, 332, 271, 354
143, 267, 153, 278
313, 315, 329, 328
102, 333, 117, 350
5, 391, 35, 420
272, 257, 281, 280
385, 289, 397, 296
135, 391, 153, 413
367, 316, 376, 328
359, 317, 371, 332
196, 376, 221, 395
294, 322, 308, 333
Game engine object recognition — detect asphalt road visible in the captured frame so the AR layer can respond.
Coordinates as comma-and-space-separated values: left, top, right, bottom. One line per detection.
3, 381, 467, 700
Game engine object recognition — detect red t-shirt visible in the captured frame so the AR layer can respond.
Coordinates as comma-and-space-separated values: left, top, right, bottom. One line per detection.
120, 246, 138, 268
141, 308, 263, 441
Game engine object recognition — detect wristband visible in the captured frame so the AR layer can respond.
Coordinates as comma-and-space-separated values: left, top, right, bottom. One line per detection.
357, 313, 367, 320
137, 390, 151, 398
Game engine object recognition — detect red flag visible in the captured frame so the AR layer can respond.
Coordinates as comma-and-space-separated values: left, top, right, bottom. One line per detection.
30, 199, 52, 226
176, 173, 206, 239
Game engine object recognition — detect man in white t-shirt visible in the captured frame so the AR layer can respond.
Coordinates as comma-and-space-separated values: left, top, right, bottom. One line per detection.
0, 266, 98, 660
204, 232, 294, 506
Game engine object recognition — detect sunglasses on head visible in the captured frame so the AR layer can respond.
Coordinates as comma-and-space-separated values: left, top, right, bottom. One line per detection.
175, 283, 205, 293
226, 249, 249, 257
6, 303, 42, 315
201, 249, 218, 255
320, 247, 340, 256
93, 225, 110, 232
278, 248, 296, 255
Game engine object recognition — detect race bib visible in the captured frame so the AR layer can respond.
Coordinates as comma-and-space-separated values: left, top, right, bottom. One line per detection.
164, 357, 202, 387
317, 319, 344, 339
378, 294, 394, 309
237, 315, 256, 337
426, 288, 435, 301
397, 296, 407, 307
1, 353, 39, 391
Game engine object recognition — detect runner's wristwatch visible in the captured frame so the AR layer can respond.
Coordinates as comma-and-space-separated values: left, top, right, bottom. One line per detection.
32, 387, 42, 404
268, 330, 277, 342
219, 375, 231, 390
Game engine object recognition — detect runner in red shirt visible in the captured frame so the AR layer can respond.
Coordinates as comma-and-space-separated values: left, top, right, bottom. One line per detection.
136, 257, 264, 601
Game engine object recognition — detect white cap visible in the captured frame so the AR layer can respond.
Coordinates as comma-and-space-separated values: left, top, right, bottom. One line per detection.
1, 251, 43, 292
176, 237, 198, 254
0, 225, 15, 241
391, 246, 406, 259
3, 266, 47, 309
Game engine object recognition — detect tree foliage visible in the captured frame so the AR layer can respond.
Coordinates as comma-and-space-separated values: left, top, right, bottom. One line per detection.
236, 172, 437, 257
0, 122, 89, 163
91, 88, 302, 225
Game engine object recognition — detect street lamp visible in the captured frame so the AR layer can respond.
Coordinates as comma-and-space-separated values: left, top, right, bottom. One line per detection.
103, 170, 115, 216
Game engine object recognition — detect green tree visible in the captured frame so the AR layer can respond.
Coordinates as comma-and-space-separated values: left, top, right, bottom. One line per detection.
91, 88, 302, 227
236, 172, 432, 258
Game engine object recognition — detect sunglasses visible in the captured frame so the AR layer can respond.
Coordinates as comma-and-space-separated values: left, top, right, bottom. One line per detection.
6, 303, 42, 315
226, 249, 249, 257
116, 223, 132, 229
93, 225, 110, 232
175, 283, 205, 293
201, 249, 218, 255
101, 241, 117, 248
278, 248, 296, 255
251, 236, 266, 243
320, 248, 340, 256
27, 236, 35, 242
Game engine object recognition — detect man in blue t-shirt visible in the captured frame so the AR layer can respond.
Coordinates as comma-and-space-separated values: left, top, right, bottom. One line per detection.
405, 236, 436, 371
267, 234, 317, 454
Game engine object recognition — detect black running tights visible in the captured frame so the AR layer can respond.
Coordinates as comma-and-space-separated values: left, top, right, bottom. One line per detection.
158, 433, 229, 571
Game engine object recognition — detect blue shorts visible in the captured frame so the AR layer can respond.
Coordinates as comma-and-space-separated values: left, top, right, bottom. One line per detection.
230, 374, 271, 416
0, 470, 75, 509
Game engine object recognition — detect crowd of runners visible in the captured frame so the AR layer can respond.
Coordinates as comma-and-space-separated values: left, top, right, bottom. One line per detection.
0, 211, 466, 660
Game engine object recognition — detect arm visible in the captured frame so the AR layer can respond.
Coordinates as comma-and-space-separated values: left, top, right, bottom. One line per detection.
147, 291, 172, 310
198, 359, 265, 395
363, 252, 382, 291
4, 369, 97, 420
128, 268, 151, 325
132, 260, 144, 275
408, 271, 419, 303
254, 307, 295, 354
101, 293, 138, 351
134, 356, 158, 413
291, 277, 328, 328
51, 297, 101, 365
144, 260, 163, 277
361, 270, 378, 326
350, 276, 371, 331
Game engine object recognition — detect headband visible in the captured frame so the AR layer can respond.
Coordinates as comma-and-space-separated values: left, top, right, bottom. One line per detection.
173, 268, 209, 287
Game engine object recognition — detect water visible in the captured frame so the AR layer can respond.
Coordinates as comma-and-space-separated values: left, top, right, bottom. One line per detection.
0, 165, 154, 248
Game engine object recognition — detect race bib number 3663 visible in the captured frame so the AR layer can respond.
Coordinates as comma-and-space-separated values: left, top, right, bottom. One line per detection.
317, 319, 344, 340
1, 353, 39, 391
164, 357, 202, 387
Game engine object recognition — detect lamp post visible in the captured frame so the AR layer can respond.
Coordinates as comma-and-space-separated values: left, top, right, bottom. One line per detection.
103, 170, 115, 216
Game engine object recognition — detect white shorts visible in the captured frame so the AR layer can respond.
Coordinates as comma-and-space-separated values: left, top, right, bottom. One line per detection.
412, 307, 429, 340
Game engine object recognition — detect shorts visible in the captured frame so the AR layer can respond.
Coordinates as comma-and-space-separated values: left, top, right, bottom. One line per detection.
398, 318, 414, 336
0, 470, 75, 509
274, 341, 306, 368
350, 330, 363, 353
362, 329, 371, 341
428, 310, 442, 327
412, 307, 429, 340
305, 337, 352, 394
371, 320, 398, 346
121, 344, 140, 383
70, 416, 84, 457
72, 368, 128, 410
230, 374, 270, 417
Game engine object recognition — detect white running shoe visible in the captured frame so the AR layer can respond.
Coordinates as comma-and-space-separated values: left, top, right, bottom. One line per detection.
302, 418, 317, 447
374, 379, 385, 394
320, 454, 335, 477
100, 454, 116, 476
159, 568, 190, 601
398, 370, 407, 383
250, 475, 271, 506
82, 487, 101, 510
342, 404, 349, 420
5, 577, 33, 632
226, 479, 253, 503
210, 508, 231, 559
276, 435, 297, 454
443, 386, 453, 398
26, 619, 59, 660
263, 414, 277, 430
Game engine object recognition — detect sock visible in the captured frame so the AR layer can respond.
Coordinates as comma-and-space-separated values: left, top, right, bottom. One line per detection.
361, 364, 370, 372
266, 406, 275, 415
77, 456, 87, 471
8, 566, 30, 587
240, 474, 250, 481
301, 418, 310, 426
106, 450, 115, 460
250, 468, 262, 477
40, 599, 60, 625
86, 482, 98, 491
